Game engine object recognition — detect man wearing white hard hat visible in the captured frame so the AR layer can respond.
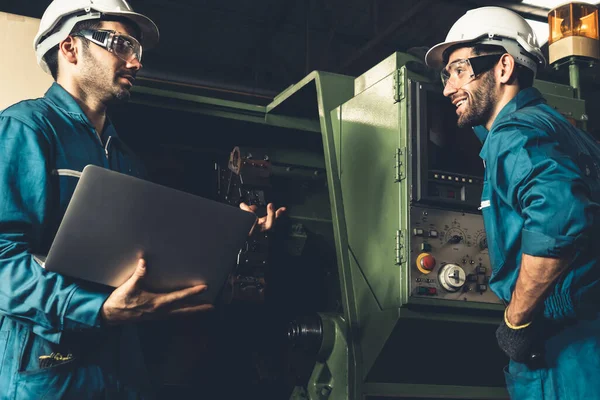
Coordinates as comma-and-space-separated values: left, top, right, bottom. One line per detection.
426, 6, 600, 399
0, 0, 279, 397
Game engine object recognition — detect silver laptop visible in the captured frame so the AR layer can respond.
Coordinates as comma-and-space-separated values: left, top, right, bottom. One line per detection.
42, 165, 256, 301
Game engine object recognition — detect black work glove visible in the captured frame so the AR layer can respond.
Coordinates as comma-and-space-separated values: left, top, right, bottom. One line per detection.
495, 310, 544, 365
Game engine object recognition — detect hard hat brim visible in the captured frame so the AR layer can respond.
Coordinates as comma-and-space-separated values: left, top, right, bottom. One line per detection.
105, 10, 160, 50
425, 38, 474, 70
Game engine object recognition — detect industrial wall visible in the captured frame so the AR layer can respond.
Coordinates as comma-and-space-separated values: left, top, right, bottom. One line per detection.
0, 12, 52, 110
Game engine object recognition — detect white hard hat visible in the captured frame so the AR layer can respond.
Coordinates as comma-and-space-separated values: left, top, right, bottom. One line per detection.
34, 0, 159, 74
425, 7, 546, 76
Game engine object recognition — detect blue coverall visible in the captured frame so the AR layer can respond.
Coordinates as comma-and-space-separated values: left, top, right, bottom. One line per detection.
474, 87, 600, 399
0, 83, 151, 398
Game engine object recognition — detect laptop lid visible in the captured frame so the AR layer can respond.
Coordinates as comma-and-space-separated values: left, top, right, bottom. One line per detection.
43, 165, 256, 301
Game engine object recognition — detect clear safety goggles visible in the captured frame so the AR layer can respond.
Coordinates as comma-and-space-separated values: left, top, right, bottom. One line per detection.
73, 29, 143, 64
441, 53, 503, 89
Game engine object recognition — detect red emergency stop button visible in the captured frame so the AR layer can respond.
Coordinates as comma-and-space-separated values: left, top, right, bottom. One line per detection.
416, 253, 436, 274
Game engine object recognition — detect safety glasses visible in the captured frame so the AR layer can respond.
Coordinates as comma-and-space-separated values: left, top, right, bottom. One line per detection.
73, 29, 143, 64
441, 53, 504, 89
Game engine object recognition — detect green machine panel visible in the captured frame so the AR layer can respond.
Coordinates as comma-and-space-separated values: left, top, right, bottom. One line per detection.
329, 54, 508, 399
337, 69, 405, 311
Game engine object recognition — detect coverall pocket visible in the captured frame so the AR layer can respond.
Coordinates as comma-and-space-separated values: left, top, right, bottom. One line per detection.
17, 329, 77, 376
14, 330, 80, 400
504, 364, 544, 400
15, 363, 81, 400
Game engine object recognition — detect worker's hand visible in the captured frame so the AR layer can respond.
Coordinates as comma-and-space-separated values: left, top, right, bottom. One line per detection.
495, 307, 543, 365
101, 259, 214, 325
240, 202, 286, 234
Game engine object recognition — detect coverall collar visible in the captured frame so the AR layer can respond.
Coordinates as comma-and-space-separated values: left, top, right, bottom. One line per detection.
473, 87, 546, 144
44, 82, 119, 139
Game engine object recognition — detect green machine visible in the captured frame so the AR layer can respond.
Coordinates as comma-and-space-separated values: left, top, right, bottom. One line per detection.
124, 52, 586, 400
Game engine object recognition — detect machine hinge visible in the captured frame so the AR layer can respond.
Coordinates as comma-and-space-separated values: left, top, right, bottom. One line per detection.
395, 229, 407, 265
393, 68, 406, 103
394, 147, 407, 182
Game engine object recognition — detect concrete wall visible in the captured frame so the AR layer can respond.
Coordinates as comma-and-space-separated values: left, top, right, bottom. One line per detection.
0, 12, 53, 111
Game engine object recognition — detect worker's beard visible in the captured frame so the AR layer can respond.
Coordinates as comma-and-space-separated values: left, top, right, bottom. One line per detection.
457, 71, 497, 129
112, 81, 131, 103
79, 50, 132, 105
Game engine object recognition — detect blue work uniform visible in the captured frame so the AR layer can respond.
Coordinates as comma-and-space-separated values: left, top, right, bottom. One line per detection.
0, 83, 151, 399
474, 87, 600, 399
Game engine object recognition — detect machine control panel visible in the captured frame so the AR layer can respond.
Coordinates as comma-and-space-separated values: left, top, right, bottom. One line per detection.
409, 206, 502, 304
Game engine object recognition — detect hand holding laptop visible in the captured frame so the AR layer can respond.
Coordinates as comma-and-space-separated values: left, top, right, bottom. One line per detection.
101, 259, 214, 325
101, 200, 287, 325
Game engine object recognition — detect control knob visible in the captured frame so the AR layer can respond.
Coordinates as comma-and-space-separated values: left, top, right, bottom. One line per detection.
444, 227, 466, 246
438, 263, 466, 292
479, 237, 488, 250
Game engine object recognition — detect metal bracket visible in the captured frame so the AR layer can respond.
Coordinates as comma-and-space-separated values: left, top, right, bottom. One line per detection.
394, 147, 407, 182
393, 68, 406, 103
395, 230, 407, 265
298, 314, 348, 400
